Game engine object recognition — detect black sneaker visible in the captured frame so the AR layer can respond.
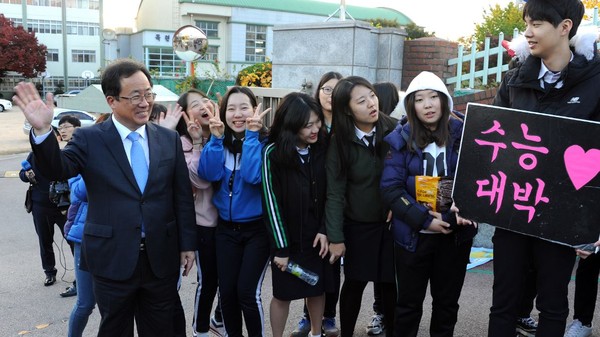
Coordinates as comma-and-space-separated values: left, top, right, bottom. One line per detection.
60, 282, 77, 297
516, 316, 537, 337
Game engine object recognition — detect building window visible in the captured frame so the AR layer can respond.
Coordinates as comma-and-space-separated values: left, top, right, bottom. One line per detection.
195, 20, 219, 38
245, 25, 266, 63
9, 18, 22, 26
146, 47, 186, 77
47, 49, 59, 62
20, 19, 63, 34
72, 50, 96, 63
1, 0, 24, 4
64, 0, 99, 9
7, 19, 98, 35
66, 21, 99, 36
26, 0, 58, 6
205, 45, 219, 61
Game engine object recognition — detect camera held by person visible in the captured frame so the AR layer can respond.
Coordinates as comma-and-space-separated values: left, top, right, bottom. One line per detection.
49, 181, 71, 212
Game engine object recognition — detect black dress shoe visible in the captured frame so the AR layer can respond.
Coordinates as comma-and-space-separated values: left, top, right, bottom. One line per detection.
60, 283, 77, 297
44, 275, 56, 286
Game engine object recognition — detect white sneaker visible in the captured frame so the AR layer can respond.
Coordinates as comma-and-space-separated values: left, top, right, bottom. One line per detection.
564, 319, 592, 337
366, 314, 384, 335
210, 315, 228, 337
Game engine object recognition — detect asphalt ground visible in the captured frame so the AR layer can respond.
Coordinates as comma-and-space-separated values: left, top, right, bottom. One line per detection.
1, 106, 599, 336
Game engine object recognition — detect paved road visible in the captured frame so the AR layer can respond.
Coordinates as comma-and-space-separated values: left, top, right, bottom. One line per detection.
0, 107, 598, 336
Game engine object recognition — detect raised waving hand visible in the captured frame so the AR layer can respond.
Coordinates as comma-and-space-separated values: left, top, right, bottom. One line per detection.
13, 82, 54, 135
156, 103, 183, 130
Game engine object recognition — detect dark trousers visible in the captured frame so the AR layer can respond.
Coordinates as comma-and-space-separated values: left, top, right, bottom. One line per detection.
193, 226, 219, 333
216, 220, 270, 337
573, 253, 600, 326
373, 282, 382, 314
31, 205, 68, 276
488, 229, 576, 337
303, 259, 341, 319
173, 293, 187, 337
517, 267, 537, 318
339, 279, 396, 337
394, 234, 471, 337
93, 250, 180, 337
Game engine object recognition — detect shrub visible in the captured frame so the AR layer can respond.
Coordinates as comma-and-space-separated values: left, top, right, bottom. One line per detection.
237, 61, 272, 87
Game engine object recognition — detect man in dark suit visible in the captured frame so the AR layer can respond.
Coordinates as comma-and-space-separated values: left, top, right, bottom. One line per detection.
14, 59, 197, 337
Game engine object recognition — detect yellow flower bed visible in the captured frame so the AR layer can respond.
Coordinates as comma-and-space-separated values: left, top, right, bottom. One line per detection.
237, 61, 272, 88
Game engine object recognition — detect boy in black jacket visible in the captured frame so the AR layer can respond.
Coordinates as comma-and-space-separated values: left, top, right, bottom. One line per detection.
488, 0, 600, 336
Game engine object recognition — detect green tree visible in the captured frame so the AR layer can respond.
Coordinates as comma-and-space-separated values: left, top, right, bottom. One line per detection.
471, 2, 525, 46
368, 18, 400, 28
0, 14, 47, 78
404, 22, 435, 40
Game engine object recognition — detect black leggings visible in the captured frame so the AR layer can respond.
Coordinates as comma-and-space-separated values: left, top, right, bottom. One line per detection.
339, 279, 396, 337
215, 220, 270, 337
193, 226, 219, 333
573, 253, 600, 326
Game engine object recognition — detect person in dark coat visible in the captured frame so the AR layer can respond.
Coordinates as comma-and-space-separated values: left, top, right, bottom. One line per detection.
262, 92, 332, 337
381, 71, 476, 337
488, 1, 600, 336
326, 76, 397, 337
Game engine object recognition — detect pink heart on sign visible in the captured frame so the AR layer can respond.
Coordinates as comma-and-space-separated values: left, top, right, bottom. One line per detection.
564, 145, 600, 190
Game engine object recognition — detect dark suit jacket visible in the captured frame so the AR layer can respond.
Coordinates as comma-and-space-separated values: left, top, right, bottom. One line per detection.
31, 119, 197, 281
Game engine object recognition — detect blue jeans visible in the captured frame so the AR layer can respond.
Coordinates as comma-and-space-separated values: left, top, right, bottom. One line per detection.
68, 242, 96, 337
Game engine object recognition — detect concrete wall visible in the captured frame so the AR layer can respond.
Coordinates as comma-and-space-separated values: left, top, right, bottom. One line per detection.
271, 21, 406, 94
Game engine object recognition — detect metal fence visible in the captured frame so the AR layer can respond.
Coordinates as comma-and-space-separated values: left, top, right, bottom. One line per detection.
245, 87, 299, 127
446, 7, 600, 90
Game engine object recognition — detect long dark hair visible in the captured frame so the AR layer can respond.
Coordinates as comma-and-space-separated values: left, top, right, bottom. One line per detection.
331, 76, 394, 176
149, 103, 167, 123
404, 90, 451, 151
373, 82, 399, 116
175, 88, 210, 141
268, 92, 324, 168
219, 86, 267, 152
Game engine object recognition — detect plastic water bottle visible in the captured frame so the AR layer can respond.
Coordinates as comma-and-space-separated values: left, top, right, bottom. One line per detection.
286, 261, 319, 286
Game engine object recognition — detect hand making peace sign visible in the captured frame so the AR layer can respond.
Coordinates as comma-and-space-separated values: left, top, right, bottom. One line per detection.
182, 109, 202, 143
207, 101, 225, 138
246, 103, 271, 132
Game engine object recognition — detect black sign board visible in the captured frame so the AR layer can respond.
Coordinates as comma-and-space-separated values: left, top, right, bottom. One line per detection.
453, 103, 600, 247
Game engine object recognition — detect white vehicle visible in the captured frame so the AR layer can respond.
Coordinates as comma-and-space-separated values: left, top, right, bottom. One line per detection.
0, 98, 12, 112
23, 108, 97, 135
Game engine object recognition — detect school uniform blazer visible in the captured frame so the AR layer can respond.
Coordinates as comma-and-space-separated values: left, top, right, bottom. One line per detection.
30, 118, 197, 281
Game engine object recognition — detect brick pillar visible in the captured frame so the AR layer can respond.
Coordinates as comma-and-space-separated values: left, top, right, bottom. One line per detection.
401, 37, 458, 91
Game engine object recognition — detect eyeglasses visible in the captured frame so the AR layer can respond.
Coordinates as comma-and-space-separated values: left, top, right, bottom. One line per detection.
117, 92, 157, 105
320, 86, 334, 95
58, 125, 74, 131
190, 98, 211, 110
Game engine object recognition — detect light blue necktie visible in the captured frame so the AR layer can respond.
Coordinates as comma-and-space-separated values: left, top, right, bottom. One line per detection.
127, 132, 148, 193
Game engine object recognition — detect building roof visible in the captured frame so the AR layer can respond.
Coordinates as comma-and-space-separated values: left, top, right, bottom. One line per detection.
179, 0, 413, 25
